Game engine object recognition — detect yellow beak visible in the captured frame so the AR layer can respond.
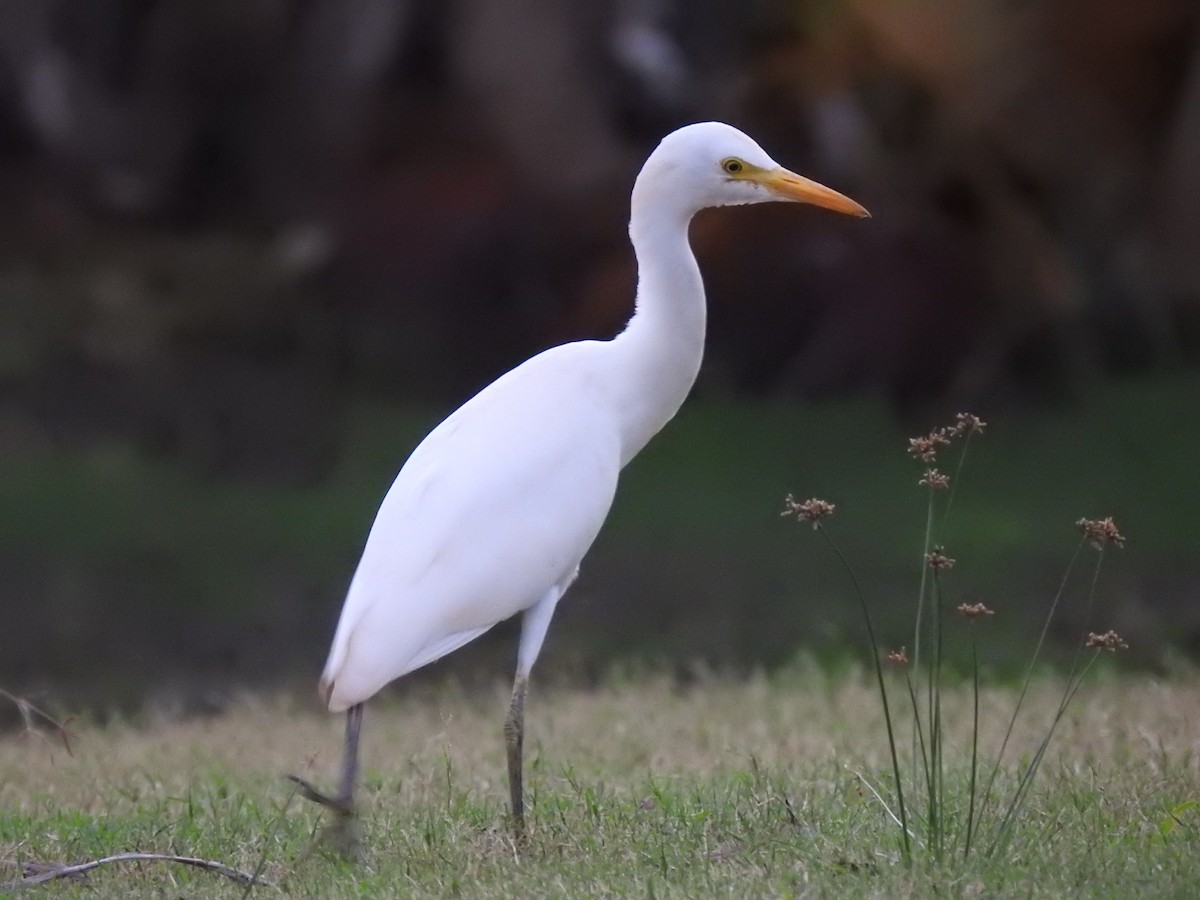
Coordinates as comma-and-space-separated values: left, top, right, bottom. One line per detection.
753, 167, 870, 218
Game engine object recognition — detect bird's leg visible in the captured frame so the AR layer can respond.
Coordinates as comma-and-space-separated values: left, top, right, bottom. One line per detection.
335, 702, 364, 811
504, 672, 529, 839
504, 579, 570, 840
289, 703, 363, 814
288, 703, 364, 859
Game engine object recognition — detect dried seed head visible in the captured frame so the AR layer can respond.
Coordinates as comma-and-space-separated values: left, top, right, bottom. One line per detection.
919, 468, 950, 490
1085, 630, 1129, 652
909, 415, 986, 462
1076, 517, 1126, 550
925, 548, 955, 571
886, 647, 909, 666
907, 436, 936, 462
907, 430, 951, 462
781, 494, 836, 529
952, 413, 987, 437
956, 602, 994, 620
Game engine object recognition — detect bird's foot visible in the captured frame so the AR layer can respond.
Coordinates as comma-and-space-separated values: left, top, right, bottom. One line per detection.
511, 817, 529, 852
286, 774, 353, 815
286, 774, 363, 861
321, 813, 363, 862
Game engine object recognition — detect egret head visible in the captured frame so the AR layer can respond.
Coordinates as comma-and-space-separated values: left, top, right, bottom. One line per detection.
633, 121, 869, 221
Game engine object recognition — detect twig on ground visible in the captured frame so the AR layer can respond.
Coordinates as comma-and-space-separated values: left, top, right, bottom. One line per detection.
0, 852, 272, 891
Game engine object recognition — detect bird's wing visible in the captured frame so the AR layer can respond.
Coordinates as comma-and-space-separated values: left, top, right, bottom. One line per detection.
322, 342, 621, 707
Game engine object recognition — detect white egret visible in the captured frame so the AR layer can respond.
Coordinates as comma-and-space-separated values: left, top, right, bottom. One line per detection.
289, 121, 868, 844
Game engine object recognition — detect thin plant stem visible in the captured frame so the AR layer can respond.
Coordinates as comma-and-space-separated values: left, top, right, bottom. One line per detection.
987, 549, 1111, 855
1059, 550, 1107, 690
816, 525, 911, 864
852, 770, 915, 838
907, 432, 975, 855
937, 434, 974, 539
988, 650, 1103, 858
930, 573, 947, 860
911, 497, 935, 787
911, 500, 936, 676
928, 431, 973, 856
974, 539, 1085, 832
903, 671, 933, 815
964, 628, 981, 858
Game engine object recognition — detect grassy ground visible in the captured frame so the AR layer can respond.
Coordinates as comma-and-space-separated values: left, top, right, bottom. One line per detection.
3, 670, 1198, 897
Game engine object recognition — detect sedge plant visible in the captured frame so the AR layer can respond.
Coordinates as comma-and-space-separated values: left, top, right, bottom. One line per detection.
783, 414, 1128, 867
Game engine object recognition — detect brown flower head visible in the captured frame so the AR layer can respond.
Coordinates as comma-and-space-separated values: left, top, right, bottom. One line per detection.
1076, 517, 1126, 550
781, 494, 836, 529
886, 647, 909, 666
907, 429, 951, 462
925, 548, 955, 572
919, 468, 950, 490
1085, 630, 1129, 652
956, 602, 994, 620
951, 413, 987, 437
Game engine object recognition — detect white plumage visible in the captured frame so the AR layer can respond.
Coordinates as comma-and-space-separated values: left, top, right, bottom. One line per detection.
293, 121, 868, 845
322, 345, 621, 709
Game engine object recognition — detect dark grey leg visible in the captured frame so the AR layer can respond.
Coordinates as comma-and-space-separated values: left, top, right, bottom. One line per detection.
505, 578, 569, 841
288, 702, 365, 858
336, 703, 364, 810
504, 673, 529, 838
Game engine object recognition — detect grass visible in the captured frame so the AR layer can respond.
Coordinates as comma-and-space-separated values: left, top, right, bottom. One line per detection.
786, 411, 1146, 871
2, 671, 1198, 897
4, 378, 1199, 892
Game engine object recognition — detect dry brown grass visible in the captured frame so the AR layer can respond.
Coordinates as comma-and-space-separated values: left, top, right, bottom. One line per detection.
4, 672, 1196, 818
3, 672, 1199, 897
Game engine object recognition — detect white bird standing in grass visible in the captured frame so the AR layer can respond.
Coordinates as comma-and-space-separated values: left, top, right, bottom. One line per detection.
290, 121, 868, 846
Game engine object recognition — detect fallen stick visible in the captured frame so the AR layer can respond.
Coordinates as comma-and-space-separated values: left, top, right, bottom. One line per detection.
0, 851, 271, 890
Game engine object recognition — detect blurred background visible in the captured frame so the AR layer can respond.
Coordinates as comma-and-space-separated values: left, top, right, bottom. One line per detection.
2, 0, 1199, 712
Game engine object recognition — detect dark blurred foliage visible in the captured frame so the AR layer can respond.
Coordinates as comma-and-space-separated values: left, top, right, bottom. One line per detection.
3, 0, 1199, 704
2, 0, 1198, 478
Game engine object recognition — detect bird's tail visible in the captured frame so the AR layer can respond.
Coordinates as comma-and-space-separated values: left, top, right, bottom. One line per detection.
319, 624, 352, 711
317, 673, 335, 707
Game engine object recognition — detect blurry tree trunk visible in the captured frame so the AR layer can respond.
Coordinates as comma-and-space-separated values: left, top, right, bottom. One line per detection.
450, 0, 630, 206
240, 0, 413, 220
0, 0, 412, 220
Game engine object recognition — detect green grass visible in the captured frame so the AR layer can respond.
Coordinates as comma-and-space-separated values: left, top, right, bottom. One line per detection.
3, 672, 1199, 896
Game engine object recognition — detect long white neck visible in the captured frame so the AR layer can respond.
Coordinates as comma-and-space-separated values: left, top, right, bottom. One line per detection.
607, 179, 706, 467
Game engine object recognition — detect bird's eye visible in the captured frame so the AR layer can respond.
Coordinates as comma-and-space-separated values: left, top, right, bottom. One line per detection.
721, 158, 744, 175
